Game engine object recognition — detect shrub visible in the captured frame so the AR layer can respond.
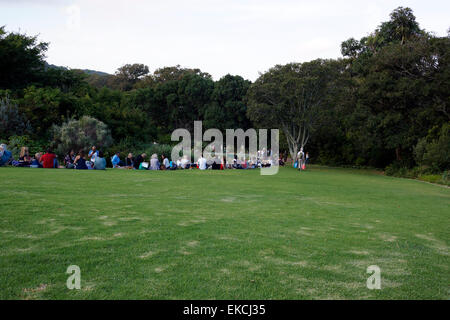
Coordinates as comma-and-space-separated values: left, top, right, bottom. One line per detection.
442, 170, 449, 183
51, 116, 113, 157
0, 96, 32, 138
355, 157, 366, 167
419, 175, 441, 184
6, 135, 48, 159
385, 162, 418, 179
385, 163, 399, 176
143, 144, 173, 160
414, 123, 450, 172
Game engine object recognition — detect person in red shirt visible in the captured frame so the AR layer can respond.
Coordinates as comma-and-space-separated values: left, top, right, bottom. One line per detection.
40, 148, 57, 168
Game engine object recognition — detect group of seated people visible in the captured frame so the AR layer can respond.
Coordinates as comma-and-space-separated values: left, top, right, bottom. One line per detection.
111, 152, 206, 170
111, 151, 164, 170
64, 147, 107, 170
0, 144, 284, 171
110, 152, 283, 171
0, 145, 107, 170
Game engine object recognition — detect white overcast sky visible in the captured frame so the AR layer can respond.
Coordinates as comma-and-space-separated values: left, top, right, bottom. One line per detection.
1, 0, 449, 81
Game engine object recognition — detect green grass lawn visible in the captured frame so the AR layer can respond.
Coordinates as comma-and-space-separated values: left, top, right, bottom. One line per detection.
0, 166, 448, 300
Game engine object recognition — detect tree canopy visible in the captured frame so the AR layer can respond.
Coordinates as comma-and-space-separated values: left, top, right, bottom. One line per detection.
0, 7, 448, 173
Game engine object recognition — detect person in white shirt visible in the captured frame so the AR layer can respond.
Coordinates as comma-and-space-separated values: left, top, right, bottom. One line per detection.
297, 148, 305, 170
197, 156, 207, 170
88, 146, 98, 163
162, 154, 170, 169
180, 155, 189, 169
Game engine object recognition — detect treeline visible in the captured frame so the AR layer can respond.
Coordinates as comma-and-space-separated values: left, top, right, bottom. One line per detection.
0, 7, 448, 174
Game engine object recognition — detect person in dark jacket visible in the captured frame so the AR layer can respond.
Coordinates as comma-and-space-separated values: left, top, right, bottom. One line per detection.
125, 153, 134, 168
133, 153, 146, 170
74, 150, 88, 170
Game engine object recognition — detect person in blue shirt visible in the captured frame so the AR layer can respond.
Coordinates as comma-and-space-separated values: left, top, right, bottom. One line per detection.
30, 152, 43, 168
93, 151, 107, 170
0, 144, 12, 167
88, 146, 99, 163
111, 152, 122, 168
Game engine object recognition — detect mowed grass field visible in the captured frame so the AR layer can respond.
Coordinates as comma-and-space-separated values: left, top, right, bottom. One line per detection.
0, 166, 448, 300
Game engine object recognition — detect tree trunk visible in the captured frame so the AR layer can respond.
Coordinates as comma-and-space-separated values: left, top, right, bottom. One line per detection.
395, 147, 402, 161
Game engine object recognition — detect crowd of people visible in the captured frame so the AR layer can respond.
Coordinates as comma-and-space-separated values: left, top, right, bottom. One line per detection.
0, 144, 309, 171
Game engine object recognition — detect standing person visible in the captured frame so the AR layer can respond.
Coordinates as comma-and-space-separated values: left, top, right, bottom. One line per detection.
93, 151, 107, 170
305, 152, 310, 166
197, 155, 207, 170
40, 148, 57, 169
133, 153, 146, 170
297, 148, 305, 171
88, 146, 99, 163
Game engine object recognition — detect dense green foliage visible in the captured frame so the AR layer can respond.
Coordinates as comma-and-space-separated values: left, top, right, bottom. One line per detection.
0, 96, 32, 137
414, 123, 450, 172
325, 7, 449, 170
246, 59, 343, 160
0, 7, 448, 174
51, 116, 113, 156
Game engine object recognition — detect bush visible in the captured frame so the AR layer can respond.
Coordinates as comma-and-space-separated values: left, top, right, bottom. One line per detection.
51, 116, 113, 157
5, 135, 48, 159
385, 164, 450, 186
414, 123, 450, 172
0, 96, 32, 138
442, 171, 449, 183
419, 175, 441, 184
355, 157, 366, 167
143, 144, 173, 159
385, 163, 399, 176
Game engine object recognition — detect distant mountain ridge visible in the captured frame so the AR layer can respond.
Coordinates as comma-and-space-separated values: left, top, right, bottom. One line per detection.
45, 62, 111, 77
80, 69, 111, 77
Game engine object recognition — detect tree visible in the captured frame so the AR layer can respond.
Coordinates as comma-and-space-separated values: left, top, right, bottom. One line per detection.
354, 33, 447, 164
19, 86, 65, 138
203, 74, 251, 130
415, 123, 450, 171
51, 116, 113, 156
376, 7, 422, 46
247, 60, 338, 160
0, 26, 48, 90
135, 65, 212, 88
113, 63, 149, 91
336, 7, 449, 167
172, 73, 214, 132
342, 7, 423, 60
0, 96, 32, 137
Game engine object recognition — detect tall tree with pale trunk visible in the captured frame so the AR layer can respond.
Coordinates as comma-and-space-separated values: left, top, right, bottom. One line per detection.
246, 59, 339, 160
